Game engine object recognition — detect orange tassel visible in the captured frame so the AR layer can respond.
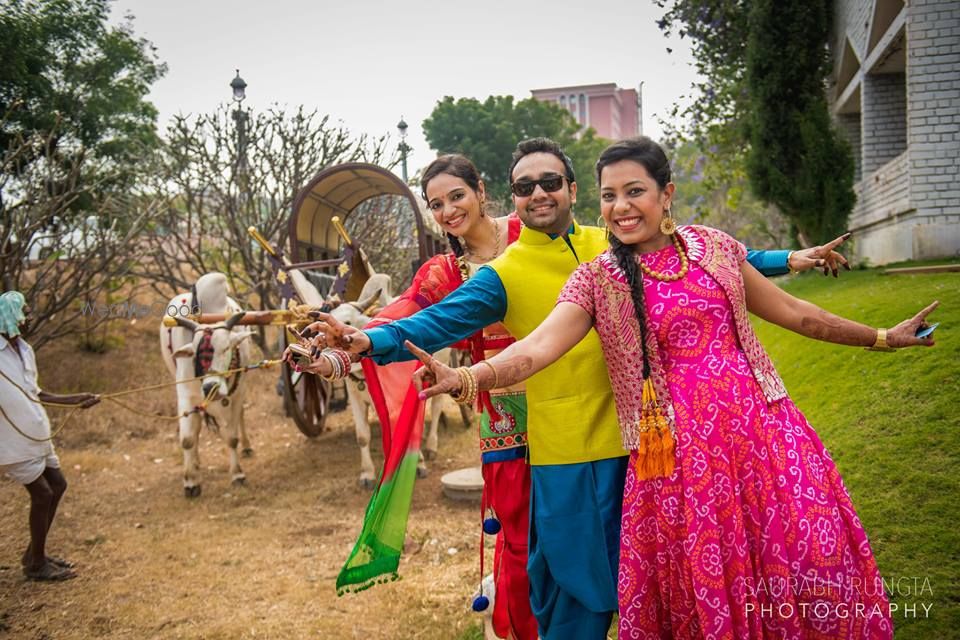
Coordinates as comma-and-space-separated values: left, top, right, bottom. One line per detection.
634, 379, 675, 480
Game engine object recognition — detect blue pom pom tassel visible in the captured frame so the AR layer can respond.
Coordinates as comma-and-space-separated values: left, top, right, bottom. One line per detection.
472, 595, 490, 612
483, 517, 501, 535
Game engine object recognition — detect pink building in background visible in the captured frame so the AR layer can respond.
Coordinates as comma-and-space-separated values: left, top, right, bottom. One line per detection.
531, 83, 642, 140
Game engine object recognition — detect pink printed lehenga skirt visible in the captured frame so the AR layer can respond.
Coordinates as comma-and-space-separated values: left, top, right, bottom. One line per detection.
618, 251, 893, 639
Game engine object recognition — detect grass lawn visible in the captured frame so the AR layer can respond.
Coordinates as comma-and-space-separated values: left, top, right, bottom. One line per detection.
457, 262, 959, 640
754, 264, 960, 638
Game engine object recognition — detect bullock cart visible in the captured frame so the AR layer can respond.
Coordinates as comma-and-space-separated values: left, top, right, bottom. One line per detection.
254, 162, 447, 438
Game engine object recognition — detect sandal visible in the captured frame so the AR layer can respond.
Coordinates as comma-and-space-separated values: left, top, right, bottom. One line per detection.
46, 556, 75, 569
22, 555, 75, 570
24, 561, 76, 582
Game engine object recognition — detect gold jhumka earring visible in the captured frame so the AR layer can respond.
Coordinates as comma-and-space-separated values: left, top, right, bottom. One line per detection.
659, 207, 677, 235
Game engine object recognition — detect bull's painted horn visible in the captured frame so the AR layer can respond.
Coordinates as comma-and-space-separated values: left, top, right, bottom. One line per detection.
223, 311, 246, 330
351, 288, 381, 312
174, 316, 200, 332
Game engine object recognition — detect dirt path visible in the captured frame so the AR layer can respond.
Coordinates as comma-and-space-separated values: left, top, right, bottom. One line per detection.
0, 321, 486, 639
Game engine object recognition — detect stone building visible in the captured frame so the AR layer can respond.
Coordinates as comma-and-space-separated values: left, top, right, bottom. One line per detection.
830, 0, 959, 264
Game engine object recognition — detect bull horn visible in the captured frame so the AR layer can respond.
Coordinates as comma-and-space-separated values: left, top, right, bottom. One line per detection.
174, 316, 200, 333
351, 288, 381, 313
223, 311, 246, 330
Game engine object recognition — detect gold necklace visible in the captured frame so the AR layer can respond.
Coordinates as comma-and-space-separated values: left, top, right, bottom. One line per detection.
637, 233, 688, 282
463, 217, 502, 263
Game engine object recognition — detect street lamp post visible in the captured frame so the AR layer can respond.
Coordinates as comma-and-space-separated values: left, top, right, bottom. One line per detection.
231, 70, 248, 178
397, 117, 411, 183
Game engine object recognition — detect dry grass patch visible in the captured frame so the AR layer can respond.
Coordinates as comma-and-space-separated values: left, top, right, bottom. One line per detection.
1, 319, 486, 639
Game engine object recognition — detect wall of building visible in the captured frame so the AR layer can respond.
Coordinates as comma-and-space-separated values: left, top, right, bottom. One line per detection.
531, 83, 639, 141
905, 0, 960, 262
830, 0, 960, 264
619, 89, 639, 139
589, 95, 615, 139
862, 73, 907, 175
837, 113, 863, 181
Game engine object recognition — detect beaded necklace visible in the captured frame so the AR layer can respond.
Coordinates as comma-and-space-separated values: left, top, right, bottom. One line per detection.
637, 233, 688, 282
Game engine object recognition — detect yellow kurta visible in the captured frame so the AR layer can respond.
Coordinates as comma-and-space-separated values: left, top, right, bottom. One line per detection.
489, 222, 626, 466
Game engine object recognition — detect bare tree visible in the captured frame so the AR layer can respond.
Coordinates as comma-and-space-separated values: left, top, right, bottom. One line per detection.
138, 104, 399, 314
0, 115, 159, 351
343, 194, 423, 291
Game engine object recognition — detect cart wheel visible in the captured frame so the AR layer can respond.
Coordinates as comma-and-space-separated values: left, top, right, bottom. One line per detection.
282, 358, 329, 438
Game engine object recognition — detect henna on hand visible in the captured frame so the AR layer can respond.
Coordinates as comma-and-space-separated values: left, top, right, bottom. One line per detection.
798, 308, 875, 346
474, 355, 535, 390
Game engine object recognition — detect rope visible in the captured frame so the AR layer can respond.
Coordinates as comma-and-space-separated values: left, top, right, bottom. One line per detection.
0, 359, 282, 442
0, 401, 80, 443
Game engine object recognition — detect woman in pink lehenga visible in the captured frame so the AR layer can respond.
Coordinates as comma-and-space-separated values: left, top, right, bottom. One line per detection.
407, 137, 939, 639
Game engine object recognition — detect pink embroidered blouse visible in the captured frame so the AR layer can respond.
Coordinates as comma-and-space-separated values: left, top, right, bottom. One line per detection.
557, 225, 788, 451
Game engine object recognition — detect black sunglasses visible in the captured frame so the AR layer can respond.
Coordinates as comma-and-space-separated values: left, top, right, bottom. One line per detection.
510, 174, 566, 197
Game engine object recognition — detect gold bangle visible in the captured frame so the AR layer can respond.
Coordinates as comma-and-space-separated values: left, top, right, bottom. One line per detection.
865, 328, 896, 352
477, 360, 499, 389
454, 366, 478, 406
787, 251, 800, 275
449, 367, 472, 404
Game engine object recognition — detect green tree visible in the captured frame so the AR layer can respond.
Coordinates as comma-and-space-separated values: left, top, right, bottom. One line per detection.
745, 0, 854, 244
421, 95, 606, 225
564, 127, 609, 226
656, 0, 854, 244
0, 0, 166, 184
655, 0, 752, 193
0, 0, 165, 350
669, 140, 790, 249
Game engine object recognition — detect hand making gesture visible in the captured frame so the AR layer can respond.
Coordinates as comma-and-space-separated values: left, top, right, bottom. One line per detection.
788, 232, 852, 277
884, 301, 940, 348
406, 341, 465, 400
301, 311, 372, 355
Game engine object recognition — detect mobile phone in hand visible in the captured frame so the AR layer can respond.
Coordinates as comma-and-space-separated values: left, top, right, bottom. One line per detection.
915, 322, 939, 339
288, 343, 313, 366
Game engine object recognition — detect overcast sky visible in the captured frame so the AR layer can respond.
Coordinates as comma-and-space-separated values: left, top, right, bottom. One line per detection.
111, 0, 701, 176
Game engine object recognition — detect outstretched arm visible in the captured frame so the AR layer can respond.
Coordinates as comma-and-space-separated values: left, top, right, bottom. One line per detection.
747, 232, 852, 277
38, 391, 100, 408
742, 261, 938, 348
302, 267, 508, 364
409, 302, 593, 399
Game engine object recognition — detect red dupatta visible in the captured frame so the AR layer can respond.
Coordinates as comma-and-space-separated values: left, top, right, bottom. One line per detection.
337, 214, 521, 594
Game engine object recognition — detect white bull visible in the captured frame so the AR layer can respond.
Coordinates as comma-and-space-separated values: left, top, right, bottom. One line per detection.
158, 273, 255, 498
328, 274, 454, 489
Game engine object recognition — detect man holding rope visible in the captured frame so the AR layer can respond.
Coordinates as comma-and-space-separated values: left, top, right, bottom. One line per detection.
0, 291, 99, 581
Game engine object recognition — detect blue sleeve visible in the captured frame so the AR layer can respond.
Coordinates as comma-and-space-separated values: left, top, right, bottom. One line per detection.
746, 249, 791, 276
365, 266, 508, 364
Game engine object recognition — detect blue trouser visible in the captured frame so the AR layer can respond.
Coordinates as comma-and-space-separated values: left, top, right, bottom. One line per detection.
527, 456, 629, 639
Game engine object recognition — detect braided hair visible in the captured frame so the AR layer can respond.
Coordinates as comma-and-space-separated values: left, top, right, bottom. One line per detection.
421, 154, 484, 262
595, 137, 673, 379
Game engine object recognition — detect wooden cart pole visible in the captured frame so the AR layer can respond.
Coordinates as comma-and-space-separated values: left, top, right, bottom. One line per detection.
330, 216, 352, 246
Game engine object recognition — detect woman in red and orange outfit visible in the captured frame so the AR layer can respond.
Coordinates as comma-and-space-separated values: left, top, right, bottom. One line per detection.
296, 155, 537, 640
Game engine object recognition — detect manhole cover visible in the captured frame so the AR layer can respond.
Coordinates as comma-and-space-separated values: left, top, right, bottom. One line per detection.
440, 466, 484, 502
